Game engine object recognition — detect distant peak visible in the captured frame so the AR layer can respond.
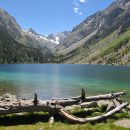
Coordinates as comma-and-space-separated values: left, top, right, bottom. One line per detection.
0, 8, 9, 16
116, 0, 130, 4
47, 31, 70, 44
0, 8, 4, 12
28, 28, 38, 35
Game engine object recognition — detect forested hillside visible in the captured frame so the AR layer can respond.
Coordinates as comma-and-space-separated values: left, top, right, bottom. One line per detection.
0, 28, 54, 63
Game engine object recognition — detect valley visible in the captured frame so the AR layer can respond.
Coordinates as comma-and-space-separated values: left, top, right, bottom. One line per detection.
1, 0, 130, 65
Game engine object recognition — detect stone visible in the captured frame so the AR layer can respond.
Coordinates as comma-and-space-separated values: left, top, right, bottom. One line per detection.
84, 108, 95, 111
128, 111, 130, 116
0, 108, 5, 111
3, 93, 16, 99
98, 100, 110, 107
114, 119, 130, 128
14, 113, 24, 116
1, 93, 17, 102
65, 105, 81, 110
127, 104, 130, 110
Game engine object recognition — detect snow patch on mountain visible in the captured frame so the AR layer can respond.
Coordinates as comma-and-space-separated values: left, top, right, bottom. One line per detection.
47, 31, 70, 45
22, 28, 59, 44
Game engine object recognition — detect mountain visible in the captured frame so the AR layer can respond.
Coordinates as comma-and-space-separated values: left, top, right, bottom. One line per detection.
0, 9, 22, 40
28, 28, 39, 36
47, 31, 70, 45
0, 9, 55, 63
55, 0, 130, 65
0, 27, 55, 63
22, 28, 56, 53
55, 0, 130, 54
1, 0, 130, 65
0, 9, 57, 53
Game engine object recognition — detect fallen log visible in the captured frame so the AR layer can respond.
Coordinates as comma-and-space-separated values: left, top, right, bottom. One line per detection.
80, 102, 98, 108
0, 91, 126, 109
72, 91, 126, 101
52, 91, 125, 101
51, 91, 126, 107
0, 104, 62, 115
59, 102, 129, 124
0, 91, 127, 116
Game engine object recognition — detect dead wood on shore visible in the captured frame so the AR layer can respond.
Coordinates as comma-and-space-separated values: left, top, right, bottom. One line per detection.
0, 90, 128, 124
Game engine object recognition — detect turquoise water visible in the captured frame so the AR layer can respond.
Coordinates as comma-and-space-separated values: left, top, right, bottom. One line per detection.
0, 64, 130, 100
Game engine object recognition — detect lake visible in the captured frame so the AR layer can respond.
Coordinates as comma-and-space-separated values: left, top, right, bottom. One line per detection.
0, 64, 130, 100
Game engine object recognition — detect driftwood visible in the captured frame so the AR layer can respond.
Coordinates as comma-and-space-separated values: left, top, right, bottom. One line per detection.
0, 105, 61, 115
80, 102, 98, 108
51, 91, 126, 107
59, 102, 129, 124
72, 91, 126, 101
33, 93, 39, 106
0, 91, 129, 124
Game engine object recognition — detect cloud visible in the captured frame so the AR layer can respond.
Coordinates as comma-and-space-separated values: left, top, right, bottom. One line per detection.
73, 0, 87, 15
79, 0, 87, 3
74, 7, 82, 15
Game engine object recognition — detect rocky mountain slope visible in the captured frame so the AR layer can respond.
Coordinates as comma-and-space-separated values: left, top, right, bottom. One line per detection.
0, 27, 55, 63
1, 0, 130, 64
55, 0, 130, 65
47, 31, 70, 45
0, 9, 56, 63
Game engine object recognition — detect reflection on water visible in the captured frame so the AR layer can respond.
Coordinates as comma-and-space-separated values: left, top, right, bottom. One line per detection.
0, 64, 130, 100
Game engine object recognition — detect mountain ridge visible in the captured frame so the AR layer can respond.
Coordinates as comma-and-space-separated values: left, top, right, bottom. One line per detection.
54, 0, 130, 65
55, 0, 130, 55
1, 0, 130, 64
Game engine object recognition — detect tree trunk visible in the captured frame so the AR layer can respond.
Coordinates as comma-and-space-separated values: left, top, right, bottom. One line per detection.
59, 102, 129, 124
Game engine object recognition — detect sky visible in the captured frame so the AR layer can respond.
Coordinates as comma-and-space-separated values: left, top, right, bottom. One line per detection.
0, 0, 114, 36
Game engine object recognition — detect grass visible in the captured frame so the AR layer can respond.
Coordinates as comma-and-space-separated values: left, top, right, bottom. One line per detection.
0, 121, 130, 130
100, 29, 130, 57
0, 109, 129, 130
88, 29, 130, 63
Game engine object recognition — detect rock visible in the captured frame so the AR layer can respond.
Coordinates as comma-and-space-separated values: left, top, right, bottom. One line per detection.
49, 116, 54, 125
98, 100, 110, 107
3, 93, 16, 99
114, 119, 130, 128
128, 111, 130, 116
38, 128, 43, 130
1, 93, 17, 102
81, 102, 98, 108
14, 113, 24, 116
0, 108, 6, 111
84, 108, 95, 112
127, 104, 130, 110
0, 94, 19, 108
65, 105, 81, 111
